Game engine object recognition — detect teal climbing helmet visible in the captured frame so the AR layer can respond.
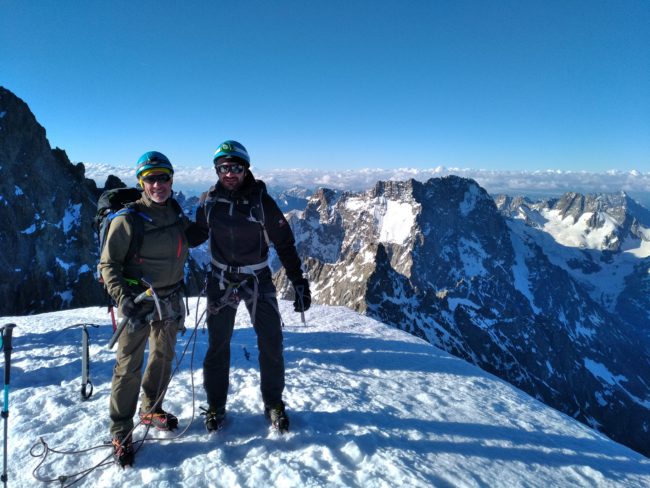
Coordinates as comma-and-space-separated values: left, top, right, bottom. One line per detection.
213, 140, 250, 167
136, 151, 174, 178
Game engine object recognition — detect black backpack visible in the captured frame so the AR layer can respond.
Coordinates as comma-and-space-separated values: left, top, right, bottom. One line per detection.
94, 187, 148, 281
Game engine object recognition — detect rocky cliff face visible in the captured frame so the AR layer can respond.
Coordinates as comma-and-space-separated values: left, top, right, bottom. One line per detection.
0, 87, 203, 314
276, 176, 650, 458
0, 87, 105, 313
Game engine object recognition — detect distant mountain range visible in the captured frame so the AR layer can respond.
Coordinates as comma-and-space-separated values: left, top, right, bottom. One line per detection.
271, 177, 650, 459
2, 85, 649, 458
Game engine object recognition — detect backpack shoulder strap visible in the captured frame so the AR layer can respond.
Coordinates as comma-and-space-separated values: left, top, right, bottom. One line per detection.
200, 188, 222, 223
254, 186, 270, 246
117, 204, 148, 264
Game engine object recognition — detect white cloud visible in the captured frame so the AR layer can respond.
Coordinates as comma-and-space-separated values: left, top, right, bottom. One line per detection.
83, 163, 650, 203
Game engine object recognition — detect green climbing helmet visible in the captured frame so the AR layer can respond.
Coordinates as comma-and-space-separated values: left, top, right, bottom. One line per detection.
213, 140, 250, 167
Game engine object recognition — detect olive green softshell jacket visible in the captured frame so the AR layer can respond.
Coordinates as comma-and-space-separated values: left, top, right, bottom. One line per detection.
99, 194, 190, 306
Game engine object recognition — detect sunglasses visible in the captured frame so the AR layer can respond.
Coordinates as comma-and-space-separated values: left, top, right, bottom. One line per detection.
142, 173, 172, 184
216, 164, 245, 175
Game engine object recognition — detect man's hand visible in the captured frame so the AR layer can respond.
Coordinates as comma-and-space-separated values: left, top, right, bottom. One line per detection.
119, 296, 138, 319
292, 278, 311, 312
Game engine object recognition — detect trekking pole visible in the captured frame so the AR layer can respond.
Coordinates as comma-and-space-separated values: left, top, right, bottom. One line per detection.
1, 323, 16, 488
107, 287, 154, 350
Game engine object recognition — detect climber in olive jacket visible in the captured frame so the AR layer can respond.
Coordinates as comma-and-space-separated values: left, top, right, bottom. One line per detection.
100, 194, 190, 307
99, 151, 203, 465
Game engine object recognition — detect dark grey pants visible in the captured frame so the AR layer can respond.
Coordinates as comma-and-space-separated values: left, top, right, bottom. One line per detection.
203, 272, 284, 410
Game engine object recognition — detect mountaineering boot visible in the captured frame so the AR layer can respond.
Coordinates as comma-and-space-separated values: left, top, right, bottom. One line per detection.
265, 401, 290, 433
201, 406, 226, 432
112, 433, 134, 468
139, 408, 179, 431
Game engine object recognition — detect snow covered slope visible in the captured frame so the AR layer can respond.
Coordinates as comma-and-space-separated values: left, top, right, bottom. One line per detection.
2, 300, 649, 487
496, 191, 650, 317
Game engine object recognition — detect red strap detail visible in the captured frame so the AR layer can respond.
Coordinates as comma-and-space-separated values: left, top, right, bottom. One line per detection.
177, 235, 182, 258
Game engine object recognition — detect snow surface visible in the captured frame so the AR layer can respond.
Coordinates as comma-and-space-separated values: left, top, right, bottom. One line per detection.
20, 223, 36, 235
2, 300, 649, 487
377, 199, 416, 245
61, 202, 82, 234
457, 237, 489, 277
540, 209, 619, 250
506, 223, 542, 314
508, 215, 639, 312
344, 195, 417, 245
459, 184, 481, 216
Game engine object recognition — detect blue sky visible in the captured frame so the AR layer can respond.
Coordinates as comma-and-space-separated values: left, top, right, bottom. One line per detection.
2, 0, 649, 172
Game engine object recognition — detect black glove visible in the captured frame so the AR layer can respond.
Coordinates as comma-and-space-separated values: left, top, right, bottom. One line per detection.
119, 296, 138, 319
292, 278, 311, 312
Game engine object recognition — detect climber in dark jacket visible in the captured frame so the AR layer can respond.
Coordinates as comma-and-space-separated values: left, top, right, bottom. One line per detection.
194, 140, 310, 433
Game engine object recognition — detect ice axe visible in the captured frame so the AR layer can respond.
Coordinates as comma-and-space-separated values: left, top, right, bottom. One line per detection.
107, 279, 161, 349
80, 324, 100, 400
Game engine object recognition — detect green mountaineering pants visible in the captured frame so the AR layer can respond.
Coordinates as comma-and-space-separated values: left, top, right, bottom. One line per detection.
109, 319, 178, 437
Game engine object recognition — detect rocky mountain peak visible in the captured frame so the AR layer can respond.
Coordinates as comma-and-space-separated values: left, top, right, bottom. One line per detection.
303, 187, 341, 223
369, 178, 418, 200
0, 87, 104, 313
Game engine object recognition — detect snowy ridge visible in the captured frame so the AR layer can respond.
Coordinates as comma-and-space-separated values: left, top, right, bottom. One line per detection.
496, 192, 650, 313
3, 300, 649, 487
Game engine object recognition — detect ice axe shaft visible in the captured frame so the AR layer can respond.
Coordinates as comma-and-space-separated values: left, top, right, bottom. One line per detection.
141, 277, 163, 321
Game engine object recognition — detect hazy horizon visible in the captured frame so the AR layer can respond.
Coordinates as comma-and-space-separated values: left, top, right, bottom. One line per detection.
83, 162, 650, 207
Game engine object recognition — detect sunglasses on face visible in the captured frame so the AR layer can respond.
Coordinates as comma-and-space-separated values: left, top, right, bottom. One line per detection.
142, 173, 172, 184
216, 164, 245, 175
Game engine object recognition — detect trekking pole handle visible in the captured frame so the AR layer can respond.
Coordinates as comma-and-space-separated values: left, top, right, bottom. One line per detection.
0, 324, 15, 388
107, 290, 150, 350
